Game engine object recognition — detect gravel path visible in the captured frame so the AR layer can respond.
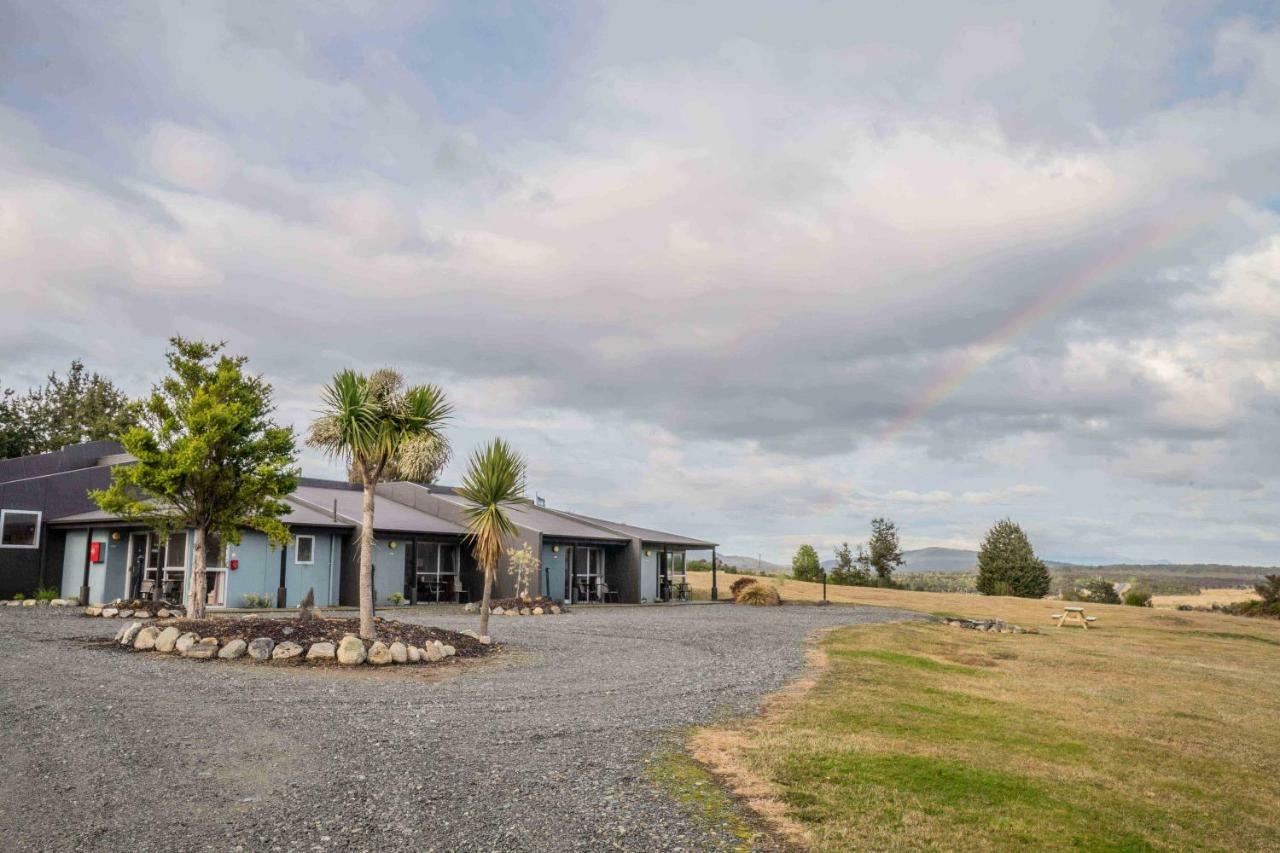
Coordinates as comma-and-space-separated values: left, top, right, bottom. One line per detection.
0, 603, 919, 852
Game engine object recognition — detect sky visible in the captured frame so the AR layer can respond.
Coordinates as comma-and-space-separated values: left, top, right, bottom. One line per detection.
2, 1, 1279, 566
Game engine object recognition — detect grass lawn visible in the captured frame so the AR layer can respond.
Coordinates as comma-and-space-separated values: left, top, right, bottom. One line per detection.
686, 572, 1280, 851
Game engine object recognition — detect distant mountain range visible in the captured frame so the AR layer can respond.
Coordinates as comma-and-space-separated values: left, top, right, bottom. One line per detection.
722, 547, 1275, 576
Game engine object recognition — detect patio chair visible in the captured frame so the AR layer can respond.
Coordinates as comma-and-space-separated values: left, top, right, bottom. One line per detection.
452, 577, 469, 604
575, 579, 593, 603
600, 582, 620, 603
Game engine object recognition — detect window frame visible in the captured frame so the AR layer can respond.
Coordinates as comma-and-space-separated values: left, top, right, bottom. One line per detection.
164, 531, 188, 569
295, 534, 315, 565
0, 509, 42, 549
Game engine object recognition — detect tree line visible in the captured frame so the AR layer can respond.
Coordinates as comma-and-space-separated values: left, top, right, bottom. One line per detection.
789, 517, 1052, 598
1, 360, 139, 459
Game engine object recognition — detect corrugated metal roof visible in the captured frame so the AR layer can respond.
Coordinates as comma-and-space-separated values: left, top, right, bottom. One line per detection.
431, 492, 630, 542
281, 497, 354, 529
551, 511, 717, 549
49, 507, 150, 525
292, 485, 466, 535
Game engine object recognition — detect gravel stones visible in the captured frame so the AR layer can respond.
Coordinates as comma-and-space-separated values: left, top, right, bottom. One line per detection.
132, 626, 161, 650
305, 642, 336, 661
154, 626, 182, 652
247, 638, 275, 660
218, 639, 248, 660
271, 641, 304, 660
336, 635, 366, 665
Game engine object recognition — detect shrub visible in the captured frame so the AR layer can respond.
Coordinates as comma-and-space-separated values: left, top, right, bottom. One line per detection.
729, 577, 759, 598
1122, 587, 1153, 607
736, 583, 781, 606
241, 593, 273, 608
389, 591, 406, 605
1256, 574, 1280, 605
33, 586, 60, 602
1082, 579, 1121, 604
11, 593, 24, 601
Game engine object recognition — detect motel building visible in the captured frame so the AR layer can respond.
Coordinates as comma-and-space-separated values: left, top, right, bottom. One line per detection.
0, 442, 720, 609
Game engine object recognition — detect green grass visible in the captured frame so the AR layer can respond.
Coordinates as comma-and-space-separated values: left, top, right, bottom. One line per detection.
646, 749, 759, 851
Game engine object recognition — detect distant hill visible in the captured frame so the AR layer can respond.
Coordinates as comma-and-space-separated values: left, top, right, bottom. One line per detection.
717, 554, 789, 574
821, 547, 980, 573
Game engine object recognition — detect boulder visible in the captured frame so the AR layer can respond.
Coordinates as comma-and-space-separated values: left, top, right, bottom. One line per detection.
219, 639, 248, 660
22, 599, 37, 607
50, 599, 69, 607
154, 626, 182, 653
463, 602, 478, 613
119, 622, 144, 646
550, 605, 562, 615
441, 644, 456, 657
422, 644, 444, 662
305, 642, 336, 661
247, 638, 275, 660
532, 607, 544, 615
492, 606, 504, 616
117, 609, 133, 619
520, 607, 532, 616
367, 641, 393, 665
461, 629, 479, 640
337, 635, 366, 665
174, 632, 200, 654
101, 608, 119, 618
272, 641, 304, 660
156, 609, 170, 618
183, 642, 218, 659
133, 626, 161, 649
113, 623, 129, 642
407, 645, 421, 663
389, 641, 407, 664
133, 610, 151, 620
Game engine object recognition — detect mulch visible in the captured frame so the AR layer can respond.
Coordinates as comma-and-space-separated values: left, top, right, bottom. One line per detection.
158, 616, 490, 658
490, 596, 560, 611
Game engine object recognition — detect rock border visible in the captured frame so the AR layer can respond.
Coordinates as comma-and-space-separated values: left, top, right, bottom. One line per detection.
111, 620, 468, 667
942, 617, 1037, 634
464, 602, 563, 617
4, 598, 76, 608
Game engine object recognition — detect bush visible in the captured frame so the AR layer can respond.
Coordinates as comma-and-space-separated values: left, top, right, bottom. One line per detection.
241, 593, 273, 608
735, 583, 781, 606
976, 519, 1051, 598
1082, 579, 1121, 604
389, 591, 406, 605
33, 586, 60, 602
729, 577, 759, 598
11, 593, 24, 601
1122, 587, 1152, 607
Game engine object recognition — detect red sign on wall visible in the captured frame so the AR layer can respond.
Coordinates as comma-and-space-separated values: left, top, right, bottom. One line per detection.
89, 541, 103, 563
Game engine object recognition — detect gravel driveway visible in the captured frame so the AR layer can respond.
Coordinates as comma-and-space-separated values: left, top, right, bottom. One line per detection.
0, 602, 918, 852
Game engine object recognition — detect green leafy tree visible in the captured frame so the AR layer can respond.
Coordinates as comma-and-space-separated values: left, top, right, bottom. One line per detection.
0, 387, 34, 459
857, 517, 905, 582
308, 369, 452, 639
1255, 574, 1280, 605
22, 360, 139, 453
792, 544, 822, 582
93, 339, 298, 617
1082, 579, 1121, 604
829, 541, 870, 586
457, 439, 529, 639
975, 519, 1051, 598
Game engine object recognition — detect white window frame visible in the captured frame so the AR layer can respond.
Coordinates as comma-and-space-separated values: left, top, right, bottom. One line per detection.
164, 531, 188, 569
0, 509, 41, 549
295, 534, 315, 565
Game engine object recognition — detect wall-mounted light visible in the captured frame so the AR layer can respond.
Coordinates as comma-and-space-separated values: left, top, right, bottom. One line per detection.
644, 549, 652, 557
551, 544, 559, 554
389, 541, 398, 550
111, 531, 121, 541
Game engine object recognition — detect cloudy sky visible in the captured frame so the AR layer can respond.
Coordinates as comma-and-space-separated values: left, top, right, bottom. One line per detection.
3, 2, 1279, 565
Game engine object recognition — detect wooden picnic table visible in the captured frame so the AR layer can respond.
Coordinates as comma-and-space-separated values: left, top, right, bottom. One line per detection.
1051, 606, 1097, 629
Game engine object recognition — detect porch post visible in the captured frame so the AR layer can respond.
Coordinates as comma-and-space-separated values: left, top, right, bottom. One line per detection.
711, 546, 718, 601
408, 540, 418, 606
276, 542, 288, 608
79, 528, 94, 606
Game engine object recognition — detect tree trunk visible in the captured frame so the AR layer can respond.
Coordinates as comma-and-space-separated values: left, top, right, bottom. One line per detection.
189, 526, 207, 619
358, 478, 377, 640
478, 563, 493, 638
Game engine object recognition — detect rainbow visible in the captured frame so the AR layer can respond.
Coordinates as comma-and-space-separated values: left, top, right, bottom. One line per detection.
879, 208, 1218, 444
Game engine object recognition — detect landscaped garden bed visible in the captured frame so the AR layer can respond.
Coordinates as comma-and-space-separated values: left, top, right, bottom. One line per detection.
465, 596, 564, 615
111, 615, 491, 666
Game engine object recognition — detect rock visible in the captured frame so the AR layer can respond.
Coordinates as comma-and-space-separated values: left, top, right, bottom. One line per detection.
389, 641, 407, 664
219, 639, 248, 659
422, 645, 444, 662
367, 641, 393, 665
133, 625, 160, 649
183, 642, 218, 659
520, 607, 532, 616
113, 623, 128, 642
407, 645, 421, 663
478, 635, 491, 645
156, 609, 170, 618
305, 642, 336, 661
461, 629, 479, 640
174, 632, 199, 654
117, 609, 133, 619
120, 622, 143, 646
50, 599, 69, 607
154, 626, 182, 652
133, 610, 151, 619
492, 606, 504, 616
550, 605, 562, 615
441, 644, 456, 657
533, 607, 544, 615
101, 608, 118, 618
22, 599, 37, 607
247, 638, 275, 660
272, 641, 304, 660
337, 635, 366, 665
281, 626, 294, 636
463, 602, 478, 613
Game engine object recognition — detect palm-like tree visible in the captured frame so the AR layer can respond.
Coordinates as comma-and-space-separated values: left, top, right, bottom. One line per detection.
457, 438, 528, 639
308, 369, 451, 639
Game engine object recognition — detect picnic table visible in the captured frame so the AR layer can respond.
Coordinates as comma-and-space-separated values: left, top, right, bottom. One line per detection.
1051, 606, 1097, 629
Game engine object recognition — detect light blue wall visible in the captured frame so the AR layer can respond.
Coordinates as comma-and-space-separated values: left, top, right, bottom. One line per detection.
60, 529, 125, 604
640, 547, 658, 602
541, 542, 565, 601
371, 537, 405, 604
284, 531, 340, 608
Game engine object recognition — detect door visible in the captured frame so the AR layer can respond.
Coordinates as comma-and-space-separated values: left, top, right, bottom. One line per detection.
127, 533, 148, 599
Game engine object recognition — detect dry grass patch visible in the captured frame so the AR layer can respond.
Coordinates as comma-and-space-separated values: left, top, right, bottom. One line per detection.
689, 572, 1280, 851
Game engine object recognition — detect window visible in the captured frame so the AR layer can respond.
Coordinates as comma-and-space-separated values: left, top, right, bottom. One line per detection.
0, 510, 41, 548
165, 531, 187, 568
295, 535, 315, 565
204, 532, 226, 567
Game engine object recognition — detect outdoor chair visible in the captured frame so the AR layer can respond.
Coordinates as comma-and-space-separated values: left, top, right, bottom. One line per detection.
452, 577, 469, 604
600, 582, 620, 603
